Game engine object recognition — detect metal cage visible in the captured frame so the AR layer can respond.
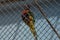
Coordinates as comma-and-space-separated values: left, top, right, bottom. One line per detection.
0, 0, 60, 40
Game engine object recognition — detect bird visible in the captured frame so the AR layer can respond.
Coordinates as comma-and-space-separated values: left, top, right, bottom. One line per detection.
21, 5, 38, 40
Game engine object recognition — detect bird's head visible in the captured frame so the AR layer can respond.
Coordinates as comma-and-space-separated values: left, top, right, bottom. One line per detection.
22, 9, 29, 15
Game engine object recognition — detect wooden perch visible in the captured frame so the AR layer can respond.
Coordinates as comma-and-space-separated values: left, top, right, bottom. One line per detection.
0, 0, 24, 5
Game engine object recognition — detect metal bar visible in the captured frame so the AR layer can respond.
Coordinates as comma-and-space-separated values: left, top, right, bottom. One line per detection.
34, 0, 60, 39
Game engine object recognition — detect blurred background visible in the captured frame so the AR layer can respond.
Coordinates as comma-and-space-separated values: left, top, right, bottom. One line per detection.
0, 0, 60, 40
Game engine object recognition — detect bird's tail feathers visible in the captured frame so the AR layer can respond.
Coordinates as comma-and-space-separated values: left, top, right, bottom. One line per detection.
29, 22, 38, 40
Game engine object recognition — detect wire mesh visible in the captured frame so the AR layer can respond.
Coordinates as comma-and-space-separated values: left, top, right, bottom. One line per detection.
0, 0, 60, 40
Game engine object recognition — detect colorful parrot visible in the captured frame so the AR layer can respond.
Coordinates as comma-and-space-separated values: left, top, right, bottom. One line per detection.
21, 5, 37, 40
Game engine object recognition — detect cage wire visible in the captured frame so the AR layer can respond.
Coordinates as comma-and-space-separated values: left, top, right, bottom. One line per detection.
0, 0, 60, 40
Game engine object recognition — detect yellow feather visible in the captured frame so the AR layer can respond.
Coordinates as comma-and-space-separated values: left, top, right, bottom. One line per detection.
28, 21, 37, 40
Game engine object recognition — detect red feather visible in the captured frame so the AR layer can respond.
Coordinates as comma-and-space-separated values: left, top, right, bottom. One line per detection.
22, 9, 29, 15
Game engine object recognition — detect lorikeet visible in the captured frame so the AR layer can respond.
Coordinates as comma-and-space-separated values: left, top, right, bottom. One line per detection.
21, 8, 37, 40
